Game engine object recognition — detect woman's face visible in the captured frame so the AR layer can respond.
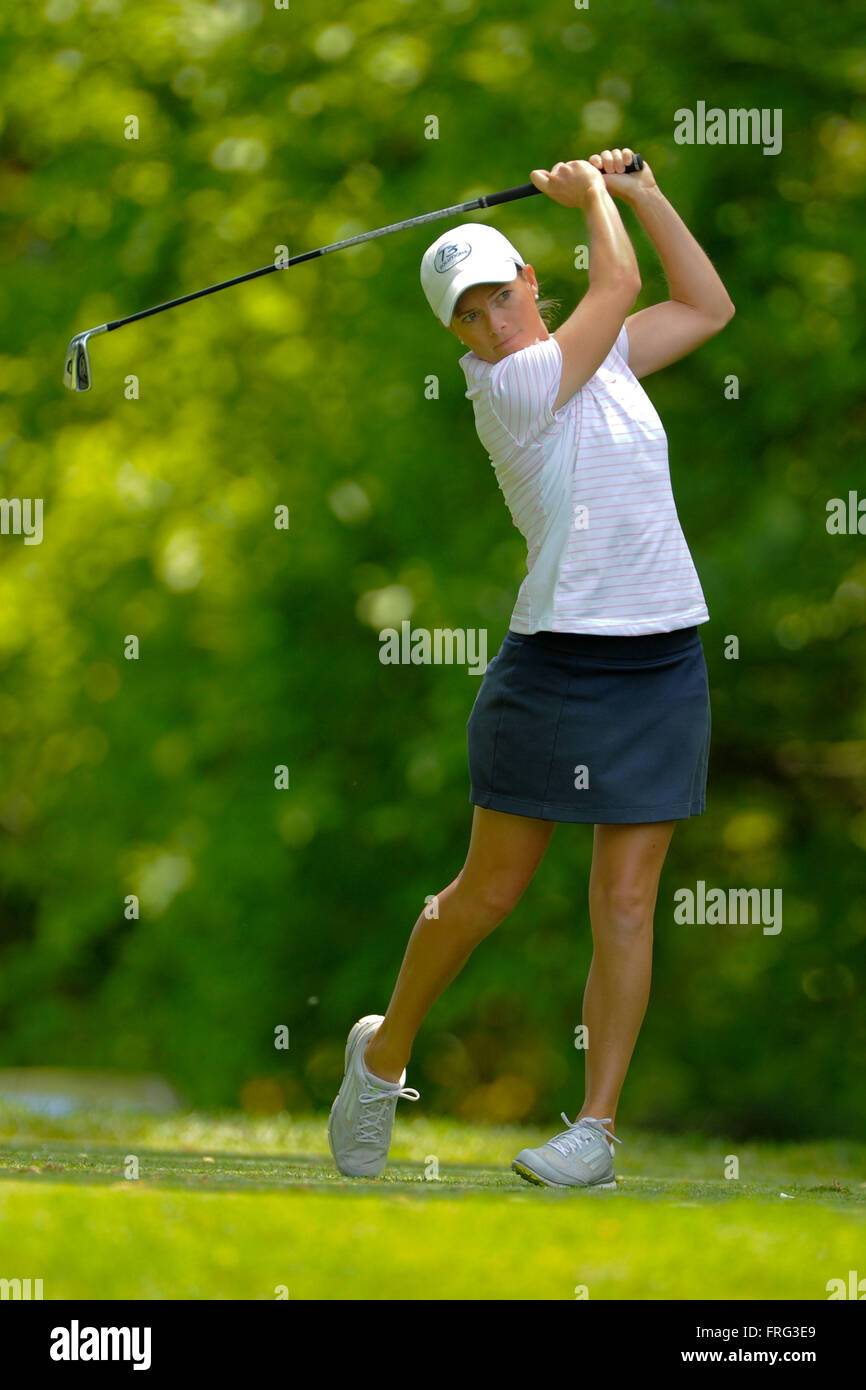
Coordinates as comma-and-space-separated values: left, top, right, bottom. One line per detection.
448, 264, 548, 362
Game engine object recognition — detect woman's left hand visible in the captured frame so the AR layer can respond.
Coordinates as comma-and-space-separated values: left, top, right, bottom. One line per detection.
588, 148, 657, 203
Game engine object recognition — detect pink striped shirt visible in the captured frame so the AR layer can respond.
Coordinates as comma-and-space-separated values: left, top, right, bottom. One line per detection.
459, 324, 710, 635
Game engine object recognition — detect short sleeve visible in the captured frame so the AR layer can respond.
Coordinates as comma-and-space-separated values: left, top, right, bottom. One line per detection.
486, 336, 563, 445
610, 322, 630, 368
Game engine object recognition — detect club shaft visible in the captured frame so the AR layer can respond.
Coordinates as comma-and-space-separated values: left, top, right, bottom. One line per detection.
103, 191, 534, 332
105, 158, 642, 334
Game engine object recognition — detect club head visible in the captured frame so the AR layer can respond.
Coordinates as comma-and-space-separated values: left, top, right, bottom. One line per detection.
63, 324, 107, 392
63, 335, 91, 391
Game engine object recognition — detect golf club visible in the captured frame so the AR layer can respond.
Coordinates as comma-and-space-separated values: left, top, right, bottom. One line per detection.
63, 154, 644, 392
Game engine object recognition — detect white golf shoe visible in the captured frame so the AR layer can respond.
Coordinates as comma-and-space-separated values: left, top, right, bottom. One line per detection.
511, 1114, 621, 1189
327, 1015, 420, 1178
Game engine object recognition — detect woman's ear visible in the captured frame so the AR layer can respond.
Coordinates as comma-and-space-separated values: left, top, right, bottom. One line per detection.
521, 262, 540, 298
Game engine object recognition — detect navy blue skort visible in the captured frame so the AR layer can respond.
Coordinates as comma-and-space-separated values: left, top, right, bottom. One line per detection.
467, 626, 711, 824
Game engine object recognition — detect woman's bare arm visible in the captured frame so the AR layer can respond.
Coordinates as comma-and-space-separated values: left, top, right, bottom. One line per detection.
592, 158, 735, 379
530, 159, 641, 410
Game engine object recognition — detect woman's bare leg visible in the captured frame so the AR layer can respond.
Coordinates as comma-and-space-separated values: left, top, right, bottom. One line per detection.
574, 820, 677, 1136
364, 806, 556, 1083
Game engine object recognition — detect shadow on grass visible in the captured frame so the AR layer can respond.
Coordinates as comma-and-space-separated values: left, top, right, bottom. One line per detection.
0, 1136, 524, 1194
1, 1136, 859, 1207
1, 1104, 864, 1207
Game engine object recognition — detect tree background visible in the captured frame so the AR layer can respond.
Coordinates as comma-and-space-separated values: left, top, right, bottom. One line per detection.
1, 0, 864, 1138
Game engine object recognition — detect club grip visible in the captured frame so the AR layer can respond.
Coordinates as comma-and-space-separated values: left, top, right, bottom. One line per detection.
483, 154, 644, 208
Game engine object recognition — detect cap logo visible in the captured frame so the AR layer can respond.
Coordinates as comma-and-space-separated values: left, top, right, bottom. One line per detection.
433, 241, 471, 274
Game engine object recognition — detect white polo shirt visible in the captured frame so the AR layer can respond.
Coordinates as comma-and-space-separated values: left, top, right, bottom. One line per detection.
459, 324, 710, 635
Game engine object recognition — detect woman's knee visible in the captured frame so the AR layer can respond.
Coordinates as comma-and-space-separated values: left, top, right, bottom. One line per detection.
452, 873, 527, 929
588, 881, 657, 937
449, 809, 554, 934
588, 822, 674, 928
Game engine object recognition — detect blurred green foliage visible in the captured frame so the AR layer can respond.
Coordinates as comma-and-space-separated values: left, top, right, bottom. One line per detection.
0, 0, 864, 1137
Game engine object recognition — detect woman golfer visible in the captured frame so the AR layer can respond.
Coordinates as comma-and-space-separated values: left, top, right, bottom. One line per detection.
329, 147, 735, 1187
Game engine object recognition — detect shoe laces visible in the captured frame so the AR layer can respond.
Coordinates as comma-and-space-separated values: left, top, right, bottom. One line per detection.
548, 1114, 622, 1158
356, 1080, 420, 1143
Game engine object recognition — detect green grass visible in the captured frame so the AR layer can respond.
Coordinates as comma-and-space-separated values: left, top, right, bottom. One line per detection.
1, 1105, 863, 1300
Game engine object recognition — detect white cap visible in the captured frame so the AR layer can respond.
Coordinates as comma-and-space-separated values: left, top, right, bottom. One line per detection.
420, 222, 525, 326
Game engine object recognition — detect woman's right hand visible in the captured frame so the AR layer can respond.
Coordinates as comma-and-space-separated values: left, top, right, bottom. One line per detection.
529, 159, 606, 210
